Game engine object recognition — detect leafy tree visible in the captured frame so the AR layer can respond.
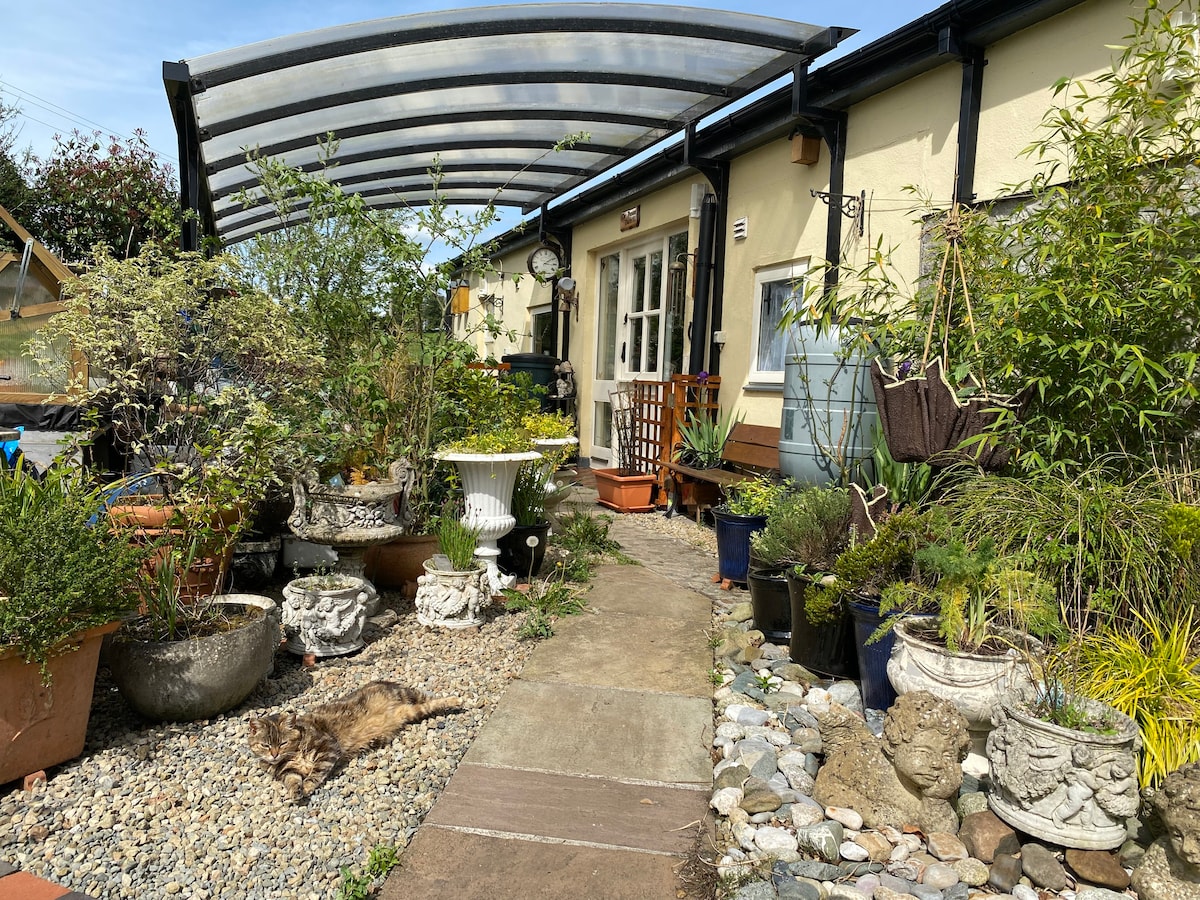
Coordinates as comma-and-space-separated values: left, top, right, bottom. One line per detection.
28, 129, 179, 261
942, 3, 1200, 473
0, 95, 34, 245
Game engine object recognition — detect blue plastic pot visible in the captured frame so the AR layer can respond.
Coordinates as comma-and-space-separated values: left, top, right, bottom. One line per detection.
848, 595, 898, 711
713, 507, 768, 585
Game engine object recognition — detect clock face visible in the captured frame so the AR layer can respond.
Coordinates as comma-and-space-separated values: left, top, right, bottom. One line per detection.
527, 245, 561, 277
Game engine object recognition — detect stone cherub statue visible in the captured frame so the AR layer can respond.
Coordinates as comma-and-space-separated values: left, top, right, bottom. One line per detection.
813, 690, 971, 834
1133, 762, 1200, 899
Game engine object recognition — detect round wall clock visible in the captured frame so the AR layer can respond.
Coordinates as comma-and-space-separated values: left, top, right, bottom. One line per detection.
526, 244, 562, 277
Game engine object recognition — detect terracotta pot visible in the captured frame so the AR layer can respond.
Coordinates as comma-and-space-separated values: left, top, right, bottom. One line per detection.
0, 621, 120, 786
364, 534, 440, 589
593, 468, 657, 513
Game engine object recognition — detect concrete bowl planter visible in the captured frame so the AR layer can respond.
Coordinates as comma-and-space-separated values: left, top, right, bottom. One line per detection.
106, 595, 280, 723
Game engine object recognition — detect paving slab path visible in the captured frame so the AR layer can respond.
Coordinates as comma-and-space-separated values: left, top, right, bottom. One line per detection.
382, 512, 719, 899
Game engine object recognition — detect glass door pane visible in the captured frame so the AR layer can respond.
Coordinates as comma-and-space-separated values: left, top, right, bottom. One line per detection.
597, 253, 619, 380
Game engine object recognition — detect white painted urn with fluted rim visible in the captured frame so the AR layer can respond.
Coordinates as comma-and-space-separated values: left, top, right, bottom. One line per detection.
436, 450, 542, 594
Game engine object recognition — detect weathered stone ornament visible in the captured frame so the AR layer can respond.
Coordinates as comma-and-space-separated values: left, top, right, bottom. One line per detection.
415, 556, 492, 630
812, 690, 971, 834
281, 574, 370, 657
986, 697, 1140, 850
1133, 762, 1200, 899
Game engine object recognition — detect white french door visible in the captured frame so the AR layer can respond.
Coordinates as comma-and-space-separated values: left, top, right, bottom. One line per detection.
592, 231, 686, 460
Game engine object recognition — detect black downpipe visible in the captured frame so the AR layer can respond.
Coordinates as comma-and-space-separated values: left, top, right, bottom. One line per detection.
560, 230, 573, 359
688, 194, 718, 375
163, 62, 203, 253
955, 47, 987, 205
822, 112, 849, 299
706, 163, 730, 376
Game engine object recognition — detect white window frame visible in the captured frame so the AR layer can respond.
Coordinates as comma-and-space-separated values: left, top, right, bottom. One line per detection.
529, 303, 552, 354
750, 260, 809, 386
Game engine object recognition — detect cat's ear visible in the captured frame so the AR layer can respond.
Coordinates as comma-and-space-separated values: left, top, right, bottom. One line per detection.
287, 713, 298, 728
248, 718, 260, 735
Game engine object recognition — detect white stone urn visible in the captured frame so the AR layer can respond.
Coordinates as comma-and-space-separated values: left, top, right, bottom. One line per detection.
887, 618, 1042, 757
415, 555, 492, 630
436, 450, 541, 594
281, 574, 371, 657
986, 696, 1141, 850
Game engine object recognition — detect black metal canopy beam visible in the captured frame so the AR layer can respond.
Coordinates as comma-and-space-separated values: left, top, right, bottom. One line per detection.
202, 110, 662, 173
163, 61, 212, 252
216, 179, 550, 226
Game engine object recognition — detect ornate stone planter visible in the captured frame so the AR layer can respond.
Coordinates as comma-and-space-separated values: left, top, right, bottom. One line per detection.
986, 696, 1141, 850
281, 574, 371, 657
415, 556, 492, 630
888, 619, 1041, 756
436, 451, 541, 594
107, 595, 280, 722
288, 460, 413, 604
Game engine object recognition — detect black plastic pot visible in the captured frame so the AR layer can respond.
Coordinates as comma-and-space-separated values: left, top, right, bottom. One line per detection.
713, 507, 769, 584
497, 522, 551, 579
785, 568, 859, 678
747, 567, 791, 642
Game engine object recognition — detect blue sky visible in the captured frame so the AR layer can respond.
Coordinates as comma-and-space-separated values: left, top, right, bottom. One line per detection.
3, 0, 942, 167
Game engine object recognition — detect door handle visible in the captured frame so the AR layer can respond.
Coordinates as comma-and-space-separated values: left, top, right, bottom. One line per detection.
620, 341, 626, 363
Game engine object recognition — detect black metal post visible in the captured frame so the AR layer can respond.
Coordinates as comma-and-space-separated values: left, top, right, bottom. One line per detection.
688, 193, 717, 375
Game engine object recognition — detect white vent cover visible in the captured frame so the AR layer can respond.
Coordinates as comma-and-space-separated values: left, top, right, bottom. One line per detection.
733, 216, 749, 241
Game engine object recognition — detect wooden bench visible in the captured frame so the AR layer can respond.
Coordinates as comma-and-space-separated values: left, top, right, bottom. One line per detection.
663, 422, 781, 520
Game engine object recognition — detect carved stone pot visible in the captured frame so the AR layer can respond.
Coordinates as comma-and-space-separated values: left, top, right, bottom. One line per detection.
986, 696, 1141, 850
415, 556, 492, 630
888, 619, 1042, 756
288, 460, 412, 597
281, 574, 371, 657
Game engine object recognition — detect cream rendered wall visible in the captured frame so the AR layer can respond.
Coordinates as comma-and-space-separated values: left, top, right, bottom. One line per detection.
974, 0, 1129, 199
453, 247, 557, 362
569, 178, 697, 459
723, 134, 846, 428
718, 0, 1131, 432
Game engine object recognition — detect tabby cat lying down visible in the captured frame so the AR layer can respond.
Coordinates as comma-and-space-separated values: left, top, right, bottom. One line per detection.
248, 681, 461, 801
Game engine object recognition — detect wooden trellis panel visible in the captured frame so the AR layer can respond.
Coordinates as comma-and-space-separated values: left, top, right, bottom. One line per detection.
621, 375, 721, 506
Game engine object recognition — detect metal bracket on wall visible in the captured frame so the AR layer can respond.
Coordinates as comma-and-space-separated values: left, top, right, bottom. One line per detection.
810, 189, 865, 237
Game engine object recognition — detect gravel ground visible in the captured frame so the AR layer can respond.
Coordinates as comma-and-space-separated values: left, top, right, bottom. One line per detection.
618, 508, 720, 556
0, 590, 536, 900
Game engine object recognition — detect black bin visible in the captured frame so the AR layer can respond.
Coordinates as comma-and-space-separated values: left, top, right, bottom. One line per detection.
502, 353, 560, 411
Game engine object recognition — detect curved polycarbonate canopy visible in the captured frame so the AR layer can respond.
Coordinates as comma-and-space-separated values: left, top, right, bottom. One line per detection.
165, 4, 853, 245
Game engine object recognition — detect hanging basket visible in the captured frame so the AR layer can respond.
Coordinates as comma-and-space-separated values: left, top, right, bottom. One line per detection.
871, 358, 1033, 471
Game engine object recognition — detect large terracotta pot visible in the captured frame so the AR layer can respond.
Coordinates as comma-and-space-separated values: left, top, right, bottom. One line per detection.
987, 696, 1140, 850
108, 499, 245, 602
106, 595, 280, 723
364, 534, 440, 589
888, 618, 1041, 755
0, 621, 120, 786
593, 467, 657, 513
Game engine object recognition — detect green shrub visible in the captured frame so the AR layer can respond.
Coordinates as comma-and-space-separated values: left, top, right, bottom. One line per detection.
750, 486, 851, 570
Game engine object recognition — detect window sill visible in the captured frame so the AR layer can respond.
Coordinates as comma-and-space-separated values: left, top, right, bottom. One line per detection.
744, 380, 784, 393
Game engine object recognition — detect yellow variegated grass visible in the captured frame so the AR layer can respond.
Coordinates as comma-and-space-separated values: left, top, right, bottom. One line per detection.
1072, 609, 1200, 789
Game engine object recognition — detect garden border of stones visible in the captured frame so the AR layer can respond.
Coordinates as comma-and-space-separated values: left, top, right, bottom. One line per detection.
709, 602, 1149, 900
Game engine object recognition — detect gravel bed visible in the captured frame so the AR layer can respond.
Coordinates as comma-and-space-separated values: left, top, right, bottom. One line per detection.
0, 590, 536, 899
